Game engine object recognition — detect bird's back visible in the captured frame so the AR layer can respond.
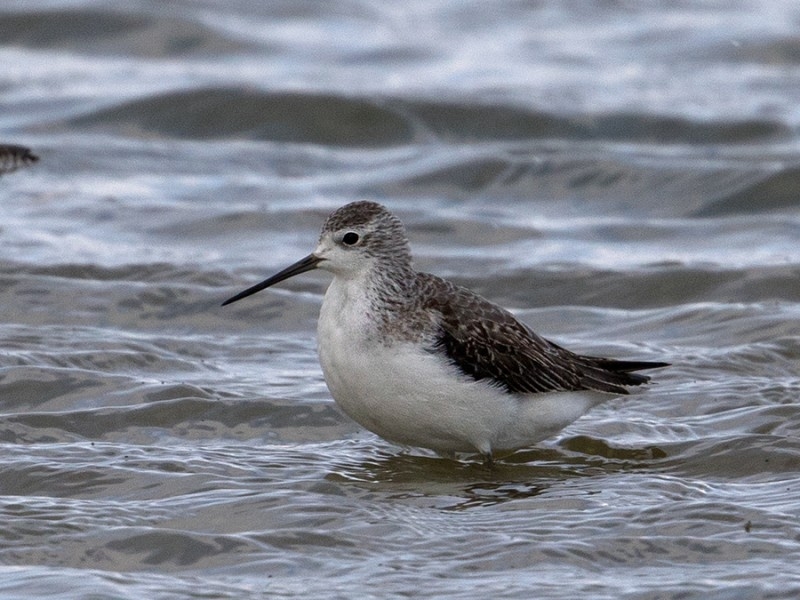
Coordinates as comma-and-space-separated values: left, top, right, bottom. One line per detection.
409, 271, 667, 396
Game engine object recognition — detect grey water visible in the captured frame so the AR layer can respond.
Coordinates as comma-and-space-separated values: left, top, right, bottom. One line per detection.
2, 1, 800, 598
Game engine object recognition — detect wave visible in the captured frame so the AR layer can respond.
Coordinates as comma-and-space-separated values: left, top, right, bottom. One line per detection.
60, 86, 788, 147
0, 8, 254, 56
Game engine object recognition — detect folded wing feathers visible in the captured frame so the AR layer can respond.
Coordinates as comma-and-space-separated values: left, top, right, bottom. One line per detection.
422, 274, 667, 395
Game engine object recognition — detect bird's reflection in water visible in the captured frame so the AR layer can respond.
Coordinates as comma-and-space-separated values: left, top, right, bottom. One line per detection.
325, 437, 666, 510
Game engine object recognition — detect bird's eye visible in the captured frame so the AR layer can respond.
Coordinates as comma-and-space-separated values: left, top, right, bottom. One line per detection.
342, 232, 360, 246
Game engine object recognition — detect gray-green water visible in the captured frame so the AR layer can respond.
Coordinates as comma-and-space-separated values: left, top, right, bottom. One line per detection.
2, 1, 800, 598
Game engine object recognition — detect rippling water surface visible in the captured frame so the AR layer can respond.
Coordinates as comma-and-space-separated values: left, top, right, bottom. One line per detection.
2, 1, 800, 598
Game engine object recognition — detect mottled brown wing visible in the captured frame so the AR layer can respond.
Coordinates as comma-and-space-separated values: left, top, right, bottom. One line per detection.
418, 273, 665, 395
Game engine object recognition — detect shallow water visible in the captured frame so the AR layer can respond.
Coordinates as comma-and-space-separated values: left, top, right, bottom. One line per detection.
2, 1, 800, 598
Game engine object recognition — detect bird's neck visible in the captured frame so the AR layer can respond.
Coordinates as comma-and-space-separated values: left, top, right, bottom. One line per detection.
364, 260, 415, 305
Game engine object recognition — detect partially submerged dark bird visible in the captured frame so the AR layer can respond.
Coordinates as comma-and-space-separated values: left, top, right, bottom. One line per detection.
0, 144, 38, 176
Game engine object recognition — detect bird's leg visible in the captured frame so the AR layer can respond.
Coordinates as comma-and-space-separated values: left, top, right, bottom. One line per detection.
482, 452, 495, 469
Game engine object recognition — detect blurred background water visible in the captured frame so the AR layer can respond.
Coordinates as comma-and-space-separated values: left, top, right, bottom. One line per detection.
1, 1, 800, 598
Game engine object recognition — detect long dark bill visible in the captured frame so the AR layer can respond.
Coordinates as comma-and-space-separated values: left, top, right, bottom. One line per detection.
221, 254, 322, 306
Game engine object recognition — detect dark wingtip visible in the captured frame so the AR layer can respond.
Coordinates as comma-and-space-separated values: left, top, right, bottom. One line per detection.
598, 359, 670, 373
583, 358, 669, 391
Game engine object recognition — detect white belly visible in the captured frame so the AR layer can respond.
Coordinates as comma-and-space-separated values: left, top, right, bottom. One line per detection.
317, 278, 609, 455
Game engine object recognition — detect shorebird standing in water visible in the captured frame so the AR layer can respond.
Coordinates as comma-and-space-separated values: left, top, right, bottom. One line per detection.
223, 201, 667, 464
